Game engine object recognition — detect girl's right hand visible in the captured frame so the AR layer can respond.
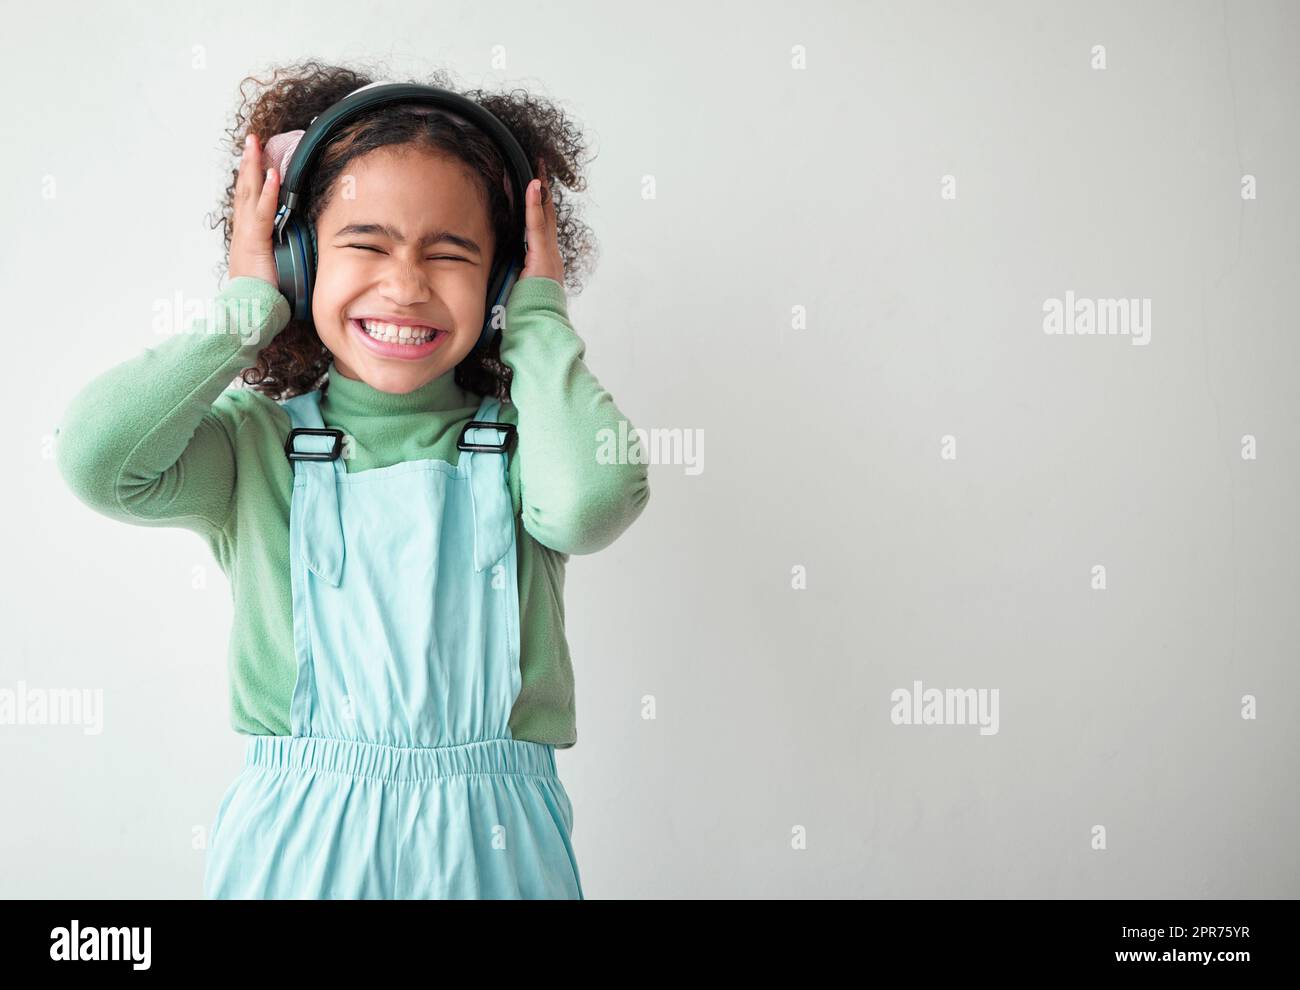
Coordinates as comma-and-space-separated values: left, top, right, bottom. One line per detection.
227, 133, 282, 289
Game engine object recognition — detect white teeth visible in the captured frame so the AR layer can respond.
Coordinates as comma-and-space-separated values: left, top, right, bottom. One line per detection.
357, 319, 440, 344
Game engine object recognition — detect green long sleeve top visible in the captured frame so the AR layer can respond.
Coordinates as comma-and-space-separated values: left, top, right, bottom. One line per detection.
54, 275, 650, 748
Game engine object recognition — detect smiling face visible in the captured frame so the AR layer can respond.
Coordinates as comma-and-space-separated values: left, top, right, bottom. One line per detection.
310, 145, 497, 394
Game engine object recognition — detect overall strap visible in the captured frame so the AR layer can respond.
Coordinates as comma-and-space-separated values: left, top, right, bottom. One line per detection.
460, 395, 516, 572
281, 389, 346, 587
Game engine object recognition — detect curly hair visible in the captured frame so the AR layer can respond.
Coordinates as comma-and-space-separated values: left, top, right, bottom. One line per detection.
207, 58, 598, 402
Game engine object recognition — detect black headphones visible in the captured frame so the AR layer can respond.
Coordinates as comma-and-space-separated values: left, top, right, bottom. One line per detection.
271, 81, 535, 356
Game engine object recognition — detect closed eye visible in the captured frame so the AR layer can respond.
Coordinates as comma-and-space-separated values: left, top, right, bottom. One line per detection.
346, 244, 469, 262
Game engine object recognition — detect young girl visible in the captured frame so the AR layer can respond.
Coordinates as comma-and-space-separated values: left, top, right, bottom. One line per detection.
54, 61, 650, 899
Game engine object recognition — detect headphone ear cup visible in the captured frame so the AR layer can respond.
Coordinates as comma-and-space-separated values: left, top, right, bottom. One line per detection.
272, 215, 314, 324
475, 256, 519, 355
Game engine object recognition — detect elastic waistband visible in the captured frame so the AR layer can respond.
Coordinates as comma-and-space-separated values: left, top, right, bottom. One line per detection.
243, 734, 558, 784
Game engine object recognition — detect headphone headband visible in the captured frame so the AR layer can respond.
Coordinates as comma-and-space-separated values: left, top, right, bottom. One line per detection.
270, 82, 535, 356
276, 82, 533, 223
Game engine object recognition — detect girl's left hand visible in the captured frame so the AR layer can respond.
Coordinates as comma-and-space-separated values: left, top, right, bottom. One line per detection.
518, 161, 565, 285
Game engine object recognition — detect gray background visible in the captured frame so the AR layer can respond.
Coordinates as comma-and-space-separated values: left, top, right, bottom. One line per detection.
2, 0, 1297, 898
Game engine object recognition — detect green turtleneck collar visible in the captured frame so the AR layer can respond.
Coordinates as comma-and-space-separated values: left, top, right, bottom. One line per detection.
320, 359, 474, 416
315, 361, 486, 472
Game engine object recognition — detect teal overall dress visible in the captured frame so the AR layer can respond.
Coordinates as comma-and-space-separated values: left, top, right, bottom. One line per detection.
202, 388, 585, 899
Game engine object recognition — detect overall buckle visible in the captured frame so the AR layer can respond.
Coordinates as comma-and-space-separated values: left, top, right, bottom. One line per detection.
457, 420, 516, 454
285, 427, 345, 461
